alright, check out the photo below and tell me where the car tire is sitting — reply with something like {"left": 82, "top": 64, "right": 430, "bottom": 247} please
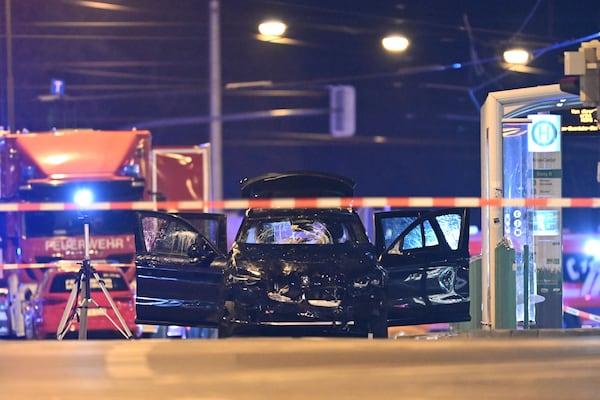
{"left": 24, "top": 321, "right": 33, "bottom": 340}
{"left": 217, "top": 321, "right": 234, "bottom": 338}
{"left": 357, "top": 301, "right": 388, "bottom": 339}
{"left": 356, "top": 313, "right": 388, "bottom": 338}
{"left": 368, "top": 313, "right": 389, "bottom": 339}
{"left": 217, "top": 301, "right": 237, "bottom": 338}
{"left": 30, "top": 322, "right": 41, "bottom": 340}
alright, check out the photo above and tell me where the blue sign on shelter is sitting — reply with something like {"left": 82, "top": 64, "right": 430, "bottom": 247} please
{"left": 51, "top": 79, "right": 65, "bottom": 96}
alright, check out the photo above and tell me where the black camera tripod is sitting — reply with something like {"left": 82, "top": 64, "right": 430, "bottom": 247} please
{"left": 56, "top": 219, "right": 134, "bottom": 340}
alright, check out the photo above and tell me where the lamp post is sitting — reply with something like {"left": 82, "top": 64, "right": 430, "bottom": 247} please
{"left": 4, "top": 0, "right": 15, "bottom": 131}
{"left": 209, "top": 0, "right": 222, "bottom": 202}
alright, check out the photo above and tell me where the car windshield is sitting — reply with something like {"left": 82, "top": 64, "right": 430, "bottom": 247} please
{"left": 238, "top": 216, "right": 364, "bottom": 245}
{"left": 24, "top": 210, "right": 136, "bottom": 237}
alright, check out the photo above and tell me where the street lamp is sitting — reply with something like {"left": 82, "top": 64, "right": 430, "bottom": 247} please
{"left": 258, "top": 20, "right": 287, "bottom": 37}
{"left": 382, "top": 35, "right": 410, "bottom": 52}
{"left": 503, "top": 48, "right": 531, "bottom": 65}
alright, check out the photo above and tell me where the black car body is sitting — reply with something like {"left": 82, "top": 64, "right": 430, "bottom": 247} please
{"left": 133, "top": 172, "right": 471, "bottom": 338}
{"left": 225, "top": 206, "right": 387, "bottom": 337}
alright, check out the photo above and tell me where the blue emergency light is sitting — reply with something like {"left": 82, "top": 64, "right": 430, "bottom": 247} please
{"left": 73, "top": 188, "right": 93, "bottom": 207}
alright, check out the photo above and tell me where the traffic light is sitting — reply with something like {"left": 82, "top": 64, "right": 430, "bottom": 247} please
{"left": 558, "top": 76, "right": 579, "bottom": 96}
{"left": 329, "top": 85, "right": 356, "bottom": 137}
{"left": 563, "top": 40, "right": 600, "bottom": 106}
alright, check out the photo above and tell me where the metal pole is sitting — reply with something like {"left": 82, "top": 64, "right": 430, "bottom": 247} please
{"left": 480, "top": 95, "right": 503, "bottom": 330}
{"left": 5, "top": 0, "right": 15, "bottom": 131}
{"left": 78, "top": 222, "right": 91, "bottom": 340}
{"left": 209, "top": 0, "right": 223, "bottom": 202}
{"left": 523, "top": 244, "right": 530, "bottom": 329}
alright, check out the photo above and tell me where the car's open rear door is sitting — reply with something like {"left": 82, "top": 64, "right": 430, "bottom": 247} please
{"left": 133, "top": 211, "right": 227, "bottom": 328}
{"left": 374, "top": 208, "right": 471, "bottom": 327}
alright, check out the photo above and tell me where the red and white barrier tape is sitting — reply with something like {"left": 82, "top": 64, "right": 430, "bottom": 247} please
{"left": 1, "top": 197, "right": 600, "bottom": 211}
{"left": 1, "top": 197, "right": 600, "bottom": 271}
{"left": 563, "top": 305, "right": 600, "bottom": 323}
{"left": 0, "top": 263, "right": 134, "bottom": 271}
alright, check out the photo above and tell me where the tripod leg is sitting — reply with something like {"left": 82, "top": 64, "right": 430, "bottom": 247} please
{"left": 78, "top": 261, "right": 92, "bottom": 340}
{"left": 92, "top": 271, "right": 134, "bottom": 339}
{"left": 56, "top": 271, "right": 83, "bottom": 340}
{"left": 80, "top": 296, "right": 130, "bottom": 338}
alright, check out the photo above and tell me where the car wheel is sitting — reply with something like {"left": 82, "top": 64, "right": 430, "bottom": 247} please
{"left": 218, "top": 300, "right": 239, "bottom": 338}
{"left": 368, "top": 312, "right": 389, "bottom": 339}
{"left": 24, "top": 313, "right": 38, "bottom": 340}
{"left": 30, "top": 321, "right": 42, "bottom": 340}
{"left": 217, "top": 321, "right": 234, "bottom": 338}
{"left": 24, "top": 321, "right": 33, "bottom": 340}
{"left": 357, "top": 305, "right": 388, "bottom": 339}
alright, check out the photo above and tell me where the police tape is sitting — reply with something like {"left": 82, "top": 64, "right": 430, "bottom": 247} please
{"left": 563, "top": 305, "right": 600, "bottom": 323}
{"left": 0, "top": 263, "right": 134, "bottom": 271}
{"left": 1, "top": 197, "right": 600, "bottom": 211}
{"left": 1, "top": 196, "right": 599, "bottom": 272}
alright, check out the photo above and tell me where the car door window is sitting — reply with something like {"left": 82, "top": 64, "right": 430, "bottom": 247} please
{"left": 402, "top": 225, "right": 423, "bottom": 249}
{"left": 423, "top": 220, "right": 439, "bottom": 247}
{"left": 142, "top": 216, "right": 199, "bottom": 257}
{"left": 389, "top": 219, "right": 439, "bottom": 253}
{"left": 380, "top": 216, "right": 418, "bottom": 250}
{"left": 172, "top": 212, "right": 227, "bottom": 254}
{"left": 436, "top": 213, "right": 462, "bottom": 250}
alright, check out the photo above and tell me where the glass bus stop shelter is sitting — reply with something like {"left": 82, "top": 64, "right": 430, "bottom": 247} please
{"left": 480, "top": 83, "right": 581, "bottom": 329}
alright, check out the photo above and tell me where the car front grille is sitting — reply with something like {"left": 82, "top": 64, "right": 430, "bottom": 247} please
{"left": 268, "top": 272, "right": 346, "bottom": 305}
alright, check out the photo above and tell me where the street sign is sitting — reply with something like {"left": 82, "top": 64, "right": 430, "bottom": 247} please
{"left": 51, "top": 79, "right": 65, "bottom": 96}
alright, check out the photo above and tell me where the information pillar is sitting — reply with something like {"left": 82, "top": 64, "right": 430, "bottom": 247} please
{"left": 528, "top": 114, "right": 563, "bottom": 328}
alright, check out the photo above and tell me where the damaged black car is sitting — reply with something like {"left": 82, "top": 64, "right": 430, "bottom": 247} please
{"left": 133, "top": 172, "right": 471, "bottom": 338}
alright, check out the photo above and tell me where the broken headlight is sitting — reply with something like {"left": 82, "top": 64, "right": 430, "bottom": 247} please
{"left": 352, "top": 274, "right": 382, "bottom": 289}
{"left": 231, "top": 263, "right": 263, "bottom": 284}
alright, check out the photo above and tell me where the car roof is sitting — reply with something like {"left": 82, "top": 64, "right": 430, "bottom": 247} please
{"left": 245, "top": 208, "right": 357, "bottom": 218}
{"left": 240, "top": 171, "right": 355, "bottom": 198}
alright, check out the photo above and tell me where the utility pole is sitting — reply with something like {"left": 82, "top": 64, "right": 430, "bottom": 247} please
{"left": 209, "top": 0, "right": 223, "bottom": 202}
{"left": 5, "top": 0, "right": 15, "bottom": 131}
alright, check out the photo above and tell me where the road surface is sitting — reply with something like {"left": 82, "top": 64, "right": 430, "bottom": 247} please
{"left": 2, "top": 332, "right": 600, "bottom": 399}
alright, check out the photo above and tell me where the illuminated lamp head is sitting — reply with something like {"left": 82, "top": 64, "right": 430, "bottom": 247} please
{"left": 73, "top": 188, "right": 94, "bottom": 208}
{"left": 583, "top": 239, "right": 600, "bottom": 260}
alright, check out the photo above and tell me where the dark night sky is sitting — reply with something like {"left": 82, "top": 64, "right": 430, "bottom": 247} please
{"left": 1, "top": 0, "right": 599, "bottom": 205}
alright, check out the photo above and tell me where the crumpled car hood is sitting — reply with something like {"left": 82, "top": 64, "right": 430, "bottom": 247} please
{"left": 229, "top": 243, "right": 378, "bottom": 278}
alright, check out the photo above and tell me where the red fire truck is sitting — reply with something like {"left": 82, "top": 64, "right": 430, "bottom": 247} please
{"left": 0, "top": 128, "right": 210, "bottom": 338}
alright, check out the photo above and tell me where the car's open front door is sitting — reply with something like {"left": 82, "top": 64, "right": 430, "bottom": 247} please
{"left": 133, "top": 211, "right": 227, "bottom": 328}
{"left": 374, "top": 208, "right": 471, "bottom": 327}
